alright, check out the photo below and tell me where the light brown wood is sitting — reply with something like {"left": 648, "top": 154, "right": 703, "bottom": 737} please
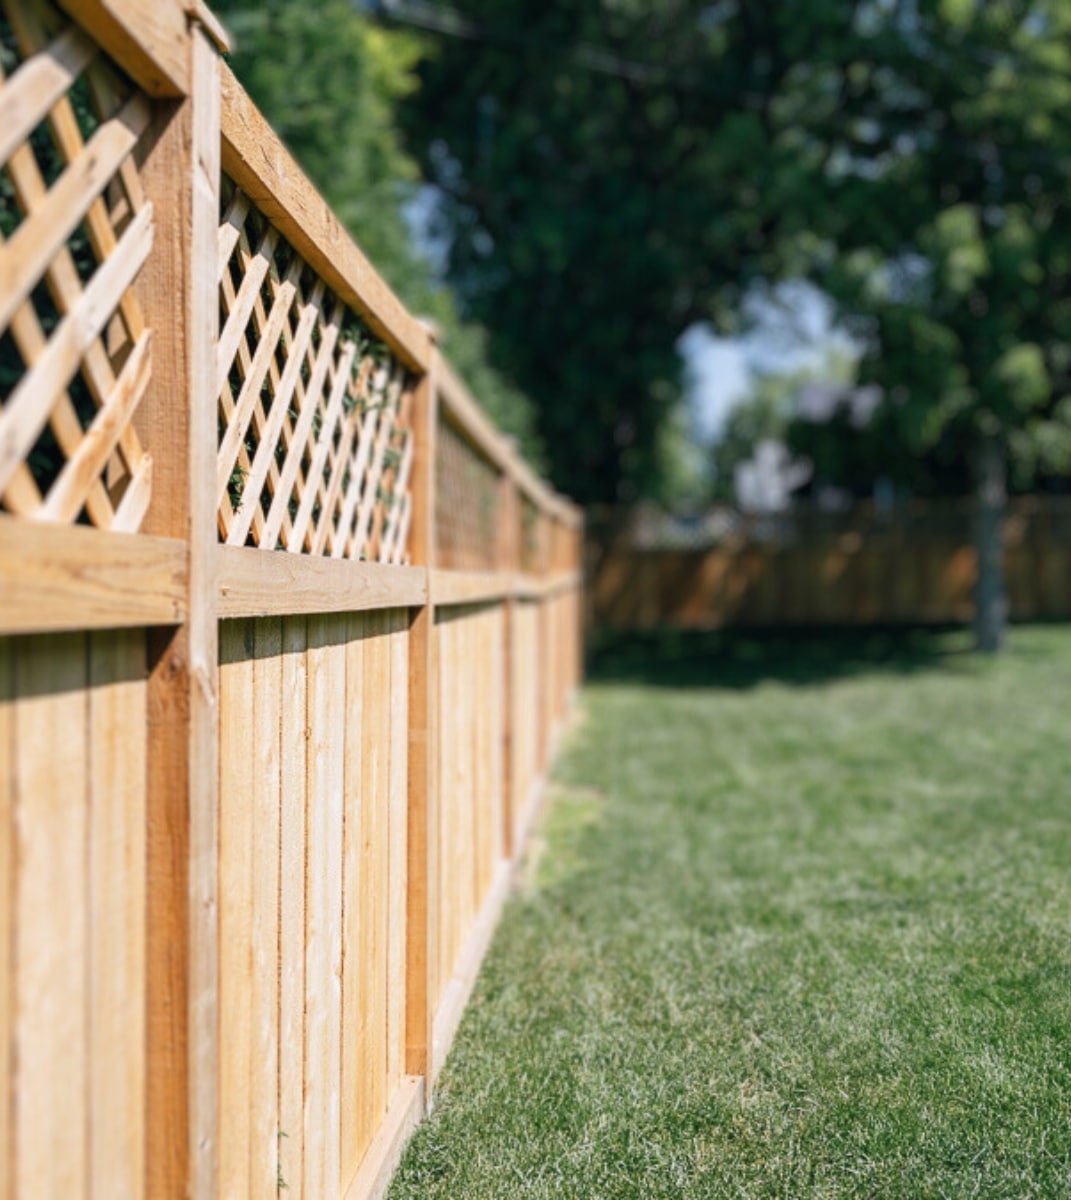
{"left": 250, "top": 618, "right": 281, "bottom": 1194}
{"left": 0, "top": 202, "right": 153, "bottom": 495}
{"left": 0, "top": 22, "right": 94, "bottom": 169}
{"left": 341, "top": 612, "right": 367, "bottom": 1187}
{"left": 0, "top": 515, "right": 185, "bottom": 634}
{"left": 218, "top": 620, "right": 254, "bottom": 1199}
{"left": 137, "top": 28, "right": 221, "bottom": 1198}
{"left": 430, "top": 568, "right": 513, "bottom": 607}
{"left": 0, "top": 9, "right": 587, "bottom": 1198}
{"left": 437, "top": 358, "right": 580, "bottom": 528}
{"left": 304, "top": 614, "right": 345, "bottom": 1199}
{"left": 12, "top": 635, "right": 87, "bottom": 1195}
{"left": 405, "top": 356, "right": 437, "bottom": 1080}
{"left": 278, "top": 616, "right": 307, "bottom": 1196}
{"left": 0, "top": 641, "right": 11, "bottom": 1200}
{"left": 0, "top": 91, "right": 150, "bottom": 333}
{"left": 217, "top": 544, "right": 426, "bottom": 618}
{"left": 88, "top": 629, "right": 147, "bottom": 1200}
{"left": 430, "top": 860, "right": 512, "bottom": 1083}
{"left": 54, "top": 0, "right": 190, "bottom": 95}
{"left": 342, "top": 1075, "right": 424, "bottom": 1200}
{"left": 387, "top": 609, "right": 409, "bottom": 1098}
{"left": 220, "top": 64, "right": 433, "bottom": 374}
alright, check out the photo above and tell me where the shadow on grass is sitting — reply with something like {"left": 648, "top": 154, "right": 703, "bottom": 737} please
{"left": 587, "top": 625, "right": 978, "bottom": 690}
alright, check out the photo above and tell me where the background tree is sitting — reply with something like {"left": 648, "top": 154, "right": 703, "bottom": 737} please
{"left": 790, "top": 0, "right": 1071, "bottom": 650}
{"left": 397, "top": 0, "right": 1071, "bottom": 649}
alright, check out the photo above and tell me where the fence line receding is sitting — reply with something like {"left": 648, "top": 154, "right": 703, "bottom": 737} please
{"left": 0, "top": 2, "right": 583, "bottom": 1197}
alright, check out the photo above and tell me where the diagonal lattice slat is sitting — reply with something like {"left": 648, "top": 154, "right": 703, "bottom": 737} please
{"left": 0, "top": 0, "right": 154, "bottom": 532}
{"left": 217, "top": 179, "right": 414, "bottom": 563}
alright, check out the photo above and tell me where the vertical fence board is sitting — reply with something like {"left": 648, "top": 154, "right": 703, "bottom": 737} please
{"left": 0, "top": 641, "right": 10, "bottom": 1200}
{"left": 278, "top": 616, "right": 307, "bottom": 1195}
{"left": 13, "top": 634, "right": 87, "bottom": 1197}
{"left": 387, "top": 610, "right": 408, "bottom": 1100}
{"left": 218, "top": 621, "right": 254, "bottom": 1199}
{"left": 251, "top": 619, "right": 282, "bottom": 1195}
{"left": 88, "top": 629, "right": 146, "bottom": 1200}
{"left": 304, "top": 616, "right": 345, "bottom": 1199}
{"left": 341, "top": 612, "right": 366, "bottom": 1187}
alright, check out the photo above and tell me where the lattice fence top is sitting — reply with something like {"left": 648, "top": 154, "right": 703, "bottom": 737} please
{"left": 217, "top": 178, "right": 414, "bottom": 563}
{"left": 0, "top": 0, "right": 154, "bottom": 532}
{"left": 436, "top": 416, "right": 500, "bottom": 571}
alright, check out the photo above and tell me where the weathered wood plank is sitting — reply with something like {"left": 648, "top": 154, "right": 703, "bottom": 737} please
{"left": 0, "top": 515, "right": 185, "bottom": 634}
{"left": 341, "top": 612, "right": 366, "bottom": 1189}
{"left": 88, "top": 629, "right": 146, "bottom": 1200}
{"left": 13, "top": 634, "right": 87, "bottom": 1195}
{"left": 250, "top": 618, "right": 281, "bottom": 1194}
{"left": 217, "top": 545, "right": 426, "bottom": 618}
{"left": 386, "top": 609, "right": 408, "bottom": 1096}
{"left": 218, "top": 620, "right": 254, "bottom": 1199}
{"left": 278, "top": 616, "right": 307, "bottom": 1196}
{"left": 0, "top": 641, "right": 10, "bottom": 1200}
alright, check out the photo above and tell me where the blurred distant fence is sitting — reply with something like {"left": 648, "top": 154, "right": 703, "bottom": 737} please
{"left": 589, "top": 497, "right": 1071, "bottom": 630}
{"left": 0, "top": 2, "right": 581, "bottom": 1197}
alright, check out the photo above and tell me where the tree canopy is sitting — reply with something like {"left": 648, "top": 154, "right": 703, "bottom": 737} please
{"left": 397, "top": 0, "right": 1071, "bottom": 512}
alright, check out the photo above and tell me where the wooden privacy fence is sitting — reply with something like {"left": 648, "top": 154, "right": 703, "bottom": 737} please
{"left": 0, "top": 1, "right": 583, "bottom": 1197}
{"left": 591, "top": 499, "right": 1071, "bottom": 630}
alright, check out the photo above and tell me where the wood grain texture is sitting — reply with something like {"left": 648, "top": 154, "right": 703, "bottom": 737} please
{"left": 54, "top": 0, "right": 189, "bottom": 95}
{"left": 218, "top": 620, "right": 254, "bottom": 1200}
{"left": 0, "top": 516, "right": 185, "bottom": 634}
{"left": 250, "top": 618, "right": 281, "bottom": 1194}
{"left": 12, "top": 634, "right": 88, "bottom": 1196}
{"left": 341, "top": 612, "right": 367, "bottom": 1188}
{"left": 217, "top": 545, "right": 426, "bottom": 618}
{"left": 88, "top": 629, "right": 146, "bottom": 1200}
{"left": 278, "top": 616, "right": 307, "bottom": 1196}
{"left": 0, "top": 641, "right": 11, "bottom": 1200}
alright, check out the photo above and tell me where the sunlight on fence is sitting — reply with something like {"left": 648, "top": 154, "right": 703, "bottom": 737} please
{"left": 0, "top": 1, "right": 583, "bottom": 1197}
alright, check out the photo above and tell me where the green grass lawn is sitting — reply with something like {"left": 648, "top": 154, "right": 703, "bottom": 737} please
{"left": 389, "top": 626, "right": 1071, "bottom": 1199}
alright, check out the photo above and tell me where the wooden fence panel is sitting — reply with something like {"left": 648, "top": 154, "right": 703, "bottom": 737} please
{"left": 0, "top": 631, "right": 146, "bottom": 1199}
{"left": 217, "top": 612, "right": 413, "bottom": 1199}
{"left": 592, "top": 502, "right": 1071, "bottom": 632}
{"left": 0, "top": 2, "right": 583, "bottom": 1196}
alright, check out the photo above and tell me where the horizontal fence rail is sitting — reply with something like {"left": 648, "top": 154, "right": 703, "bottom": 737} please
{"left": 0, "top": 2, "right": 583, "bottom": 1197}
{"left": 591, "top": 499, "right": 1071, "bottom": 631}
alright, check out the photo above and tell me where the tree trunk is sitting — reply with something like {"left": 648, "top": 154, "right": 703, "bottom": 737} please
{"left": 972, "top": 433, "right": 1007, "bottom": 654}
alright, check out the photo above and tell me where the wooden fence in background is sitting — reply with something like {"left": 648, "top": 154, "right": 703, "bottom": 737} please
{"left": 591, "top": 499, "right": 1071, "bottom": 630}
{"left": 0, "top": 1, "right": 582, "bottom": 1196}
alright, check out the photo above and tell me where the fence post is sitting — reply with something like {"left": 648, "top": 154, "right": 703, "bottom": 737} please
{"left": 406, "top": 345, "right": 439, "bottom": 1087}
{"left": 497, "top": 473, "right": 521, "bottom": 858}
{"left": 135, "top": 21, "right": 222, "bottom": 1198}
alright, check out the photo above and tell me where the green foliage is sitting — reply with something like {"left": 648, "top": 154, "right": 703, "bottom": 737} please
{"left": 213, "top": 0, "right": 544, "bottom": 464}
{"left": 398, "top": 0, "right": 1071, "bottom": 503}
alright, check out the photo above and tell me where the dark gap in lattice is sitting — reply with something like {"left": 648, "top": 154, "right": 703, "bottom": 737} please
{"left": 0, "top": 324, "right": 22, "bottom": 402}
{"left": 68, "top": 363, "right": 96, "bottom": 433}
{"left": 25, "top": 418, "right": 64, "bottom": 498}
{"left": 67, "top": 218, "right": 98, "bottom": 287}
{"left": 28, "top": 273, "right": 61, "bottom": 339}
{"left": 227, "top": 358, "right": 245, "bottom": 407}
{"left": 0, "top": 163, "right": 20, "bottom": 239}
{"left": 0, "top": 13, "right": 21, "bottom": 75}
{"left": 25, "top": 115, "right": 65, "bottom": 191}
{"left": 65, "top": 69, "right": 102, "bottom": 144}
